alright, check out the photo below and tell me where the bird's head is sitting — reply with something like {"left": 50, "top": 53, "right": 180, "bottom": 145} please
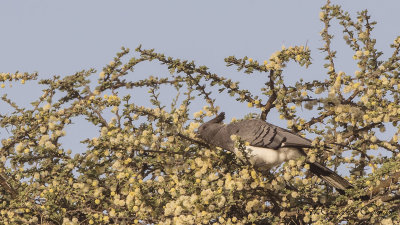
{"left": 196, "top": 112, "right": 225, "bottom": 140}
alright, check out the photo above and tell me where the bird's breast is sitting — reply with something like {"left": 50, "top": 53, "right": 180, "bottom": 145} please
{"left": 234, "top": 146, "right": 303, "bottom": 171}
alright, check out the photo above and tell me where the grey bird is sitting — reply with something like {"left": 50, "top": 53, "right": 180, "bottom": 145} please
{"left": 196, "top": 112, "right": 352, "bottom": 194}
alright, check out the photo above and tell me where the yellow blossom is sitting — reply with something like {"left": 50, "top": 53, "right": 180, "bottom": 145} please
{"left": 274, "top": 63, "right": 282, "bottom": 70}
{"left": 394, "top": 37, "right": 400, "bottom": 45}
{"left": 92, "top": 180, "right": 98, "bottom": 187}
{"left": 99, "top": 71, "right": 106, "bottom": 79}
{"left": 43, "top": 103, "right": 51, "bottom": 111}
{"left": 193, "top": 110, "right": 203, "bottom": 118}
{"left": 319, "top": 12, "right": 325, "bottom": 20}
{"left": 368, "top": 207, "right": 374, "bottom": 213}
{"left": 352, "top": 82, "right": 360, "bottom": 89}
{"left": 103, "top": 216, "right": 109, "bottom": 222}
{"left": 284, "top": 173, "right": 291, "bottom": 181}
{"left": 393, "top": 135, "right": 398, "bottom": 142}
{"left": 15, "top": 143, "right": 24, "bottom": 153}
{"left": 358, "top": 32, "right": 367, "bottom": 39}
{"left": 251, "top": 170, "right": 257, "bottom": 179}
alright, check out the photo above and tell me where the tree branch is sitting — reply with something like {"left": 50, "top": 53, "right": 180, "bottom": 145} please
{"left": 261, "top": 70, "right": 277, "bottom": 121}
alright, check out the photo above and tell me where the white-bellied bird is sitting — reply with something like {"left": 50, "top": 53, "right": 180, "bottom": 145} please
{"left": 196, "top": 112, "right": 352, "bottom": 194}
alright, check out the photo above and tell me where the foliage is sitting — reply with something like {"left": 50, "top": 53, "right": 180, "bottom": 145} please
{"left": 0, "top": 1, "right": 399, "bottom": 224}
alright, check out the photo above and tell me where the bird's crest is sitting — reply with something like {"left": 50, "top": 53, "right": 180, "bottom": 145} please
{"left": 207, "top": 112, "right": 225, "bottom": 124}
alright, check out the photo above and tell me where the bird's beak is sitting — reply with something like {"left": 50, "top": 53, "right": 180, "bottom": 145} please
{"left": 194, "top": 130, "right": 200, "bottom": 139}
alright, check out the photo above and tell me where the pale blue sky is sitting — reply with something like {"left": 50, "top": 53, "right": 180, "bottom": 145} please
{"left": 0, "top": 1, "right": 399, "bottom": 154}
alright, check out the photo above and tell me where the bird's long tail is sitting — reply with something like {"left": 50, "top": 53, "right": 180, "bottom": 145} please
{"left": 308, "top": 161, "right": 352, "bottom": 194}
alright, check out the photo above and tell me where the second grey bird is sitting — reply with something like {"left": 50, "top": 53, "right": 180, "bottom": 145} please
{"left": 196, "top": 112, "right": 352, "bottom": 194}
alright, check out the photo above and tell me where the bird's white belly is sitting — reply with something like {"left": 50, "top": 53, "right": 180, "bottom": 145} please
{"left": 235, "top": 146, "right": 303, "bottom": 170}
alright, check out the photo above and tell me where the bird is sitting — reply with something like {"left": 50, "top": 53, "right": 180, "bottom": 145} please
{"left": 196, "top": 112, "right": 352, "bottom": 194}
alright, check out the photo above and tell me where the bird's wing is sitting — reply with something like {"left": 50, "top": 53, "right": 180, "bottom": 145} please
{"left": 226, "top": 119, "right": 312, "bottom": 149}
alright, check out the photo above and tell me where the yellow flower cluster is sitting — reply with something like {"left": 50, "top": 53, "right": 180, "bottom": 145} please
{"left": 319, "top": 11, "right": 325, "bottom": 20}
{"left": 265, "top": 45, "right": 310, "bottom": 71}
{"left": 193, "top": 110, "right": 203, "bottom": 118}
{"left": 353, "top": 50, "right": 371, "bottom": 60}
{"left": 99, "top": 71, "right": 106, "bottom": 79}
{"left": 103, "top": 94, "right": 121, "bottom": 105}
{"left": 0, "top": 72, "right": 24, "bottom": 81}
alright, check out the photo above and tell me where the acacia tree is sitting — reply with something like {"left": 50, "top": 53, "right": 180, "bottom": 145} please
{"left": 0, "top": 1, "right": 399, "bottom": 224}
